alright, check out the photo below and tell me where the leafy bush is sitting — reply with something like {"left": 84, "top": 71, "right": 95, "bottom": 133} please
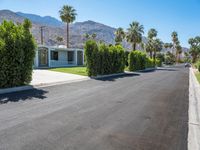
{"left": 124, "top": 51, "right": 129, "bottom": 66}
{"left": 156, "top": 59, "right": 162, "bottom": 67}
{"left": 128, "top": 50, "right": 147, "bottom": 71}
{"left": 146, "top": 58, "right": 155, "bottom": 68}
{"left": 0, "top": 20, "right": 36, "bottom": 88}
{"left": 84, "top": 40, "right": 125, "bottom": 76}
{"left": 195, "top": 60, "right": 200, "bottom": 72}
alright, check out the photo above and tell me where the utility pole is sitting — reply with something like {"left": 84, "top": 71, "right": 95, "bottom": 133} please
{"left": 40, "top": 26, "right": 45, "bottom": 45}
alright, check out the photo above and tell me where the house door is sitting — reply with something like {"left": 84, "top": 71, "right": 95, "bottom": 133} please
{"left": 38, "top": 47, "right": 48, "bottom": 67}
{"left": 77, "top": 51, "right": 83, "bottom": 65}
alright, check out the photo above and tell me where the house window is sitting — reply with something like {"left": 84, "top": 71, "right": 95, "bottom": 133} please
{"left": 68, "top": 51, "right": 74, "bottom": 61}
{"left": 51, "top": 51, "right": 58, "bottom": 60}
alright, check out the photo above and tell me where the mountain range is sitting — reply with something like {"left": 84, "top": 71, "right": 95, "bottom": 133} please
{"left": 0, "top": 9, "right": 189, "bottom": 52}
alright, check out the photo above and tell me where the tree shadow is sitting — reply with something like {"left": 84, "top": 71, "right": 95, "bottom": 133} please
{"left": 0, "top": 88, "right": 48, "bottom": 104}
{"left": 94, "top": 73, "right": 140, "bottom": 82}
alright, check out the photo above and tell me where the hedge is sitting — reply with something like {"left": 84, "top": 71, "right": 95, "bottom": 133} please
{"left": 0, "top": 19, "right": 36, "bottom": 88}
{"left": 84, "top": 40, "right": 125, "bottom": 76}
{"left": 128, "top": 50, "right": 147, "bottom": 71}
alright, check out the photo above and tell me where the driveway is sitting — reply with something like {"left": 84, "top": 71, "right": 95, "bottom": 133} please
{"left": 0, "top": 66, "right": 189, "bottom": 150}
{"left": 31, "top": 69, "right": 88, "bottom": 86}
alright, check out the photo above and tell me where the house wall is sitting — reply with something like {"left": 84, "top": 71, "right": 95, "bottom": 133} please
{"left": 34, "top": 46, "right": 84, "bottom": 68}
{"left": 50, "top": 51, "right": 68, "bottom": 67}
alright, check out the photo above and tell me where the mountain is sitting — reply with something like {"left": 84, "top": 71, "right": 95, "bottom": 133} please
{"left": 0, "top": 10, "right": 189, "bottom": 52}
{"left": 16, "top": 12, "right": 63, "bottom": 27}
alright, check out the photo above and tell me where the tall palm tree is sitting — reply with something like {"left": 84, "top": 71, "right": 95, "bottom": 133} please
{"left": 127, "top": 21, "right": 144, "bottom": 51}
{"left": 152, "top": 38, "right": 163, "bottom": 65}
{"left": 146, "top": 28, "right": 157, "bottom": 58}
{"left": 171, "top": 31, "right": 178, "bottom": 54}
{"left": 59, "top": 5, "right": 77, "bottom": 48}
{"left": 115, "top": 27, "right": 125, "bottom": 45}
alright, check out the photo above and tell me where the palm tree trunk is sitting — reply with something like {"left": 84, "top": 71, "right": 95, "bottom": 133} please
{"left": 67, "top": 23, "right": 69, "bottom": 48}
{"left": 132, "top": 43, "right": 136, "bottom": 51}
{"left": 153, "top": 51, "right": 156, "bottom": 66}
{"left": 150, "top": 51, "right": 153, "bottom": 59}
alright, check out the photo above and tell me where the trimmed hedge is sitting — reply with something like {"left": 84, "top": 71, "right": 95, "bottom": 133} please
{"left": 0, "top": 20, "right": 36, "bottom": 88}
{"left": 84, "top": 40, "right": 125, "bottom": 76}
{"left": 128, "top": 50, "right": 147, "bottom": 71}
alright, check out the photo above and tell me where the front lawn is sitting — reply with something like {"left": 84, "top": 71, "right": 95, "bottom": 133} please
{"left": 195, "top": 72, "right": 200, "bottom": 84}
{"left": 49, "top": 66, "right": 87, "bottom": 76}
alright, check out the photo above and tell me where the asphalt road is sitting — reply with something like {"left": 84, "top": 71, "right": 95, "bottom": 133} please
{"left": 0, "top": 66, "right": 189, "bottom": 150}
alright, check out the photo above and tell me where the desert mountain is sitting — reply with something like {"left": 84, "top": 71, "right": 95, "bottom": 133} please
{"left": 0, "top": 9, "right": 189, "bottom": 52}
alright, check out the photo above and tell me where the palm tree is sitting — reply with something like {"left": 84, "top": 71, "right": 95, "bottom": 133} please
{"left": 56, "top": 36, "right": 63, "bottom": 44}
{"left": 171, "top": 31, "right": 178, "bottom": 54}
{"left": 127, "top": 21, "right": 144, "bottom": 51}
{"left": 115, "top": 27, "right": 125, "bottom": 45}
{"left": 188, "top": 37, "right": 200, "bottom": 63}
{"left": 152, "top": 38, "right": 163, "bottom": 65}
{"left": 91, "top": 33, "right": 97, "bottom": 40}
{"left": 146, "top": 28, "right": 157, "bottom": 58}
{"left": 59, "top": 5, "right": 77, "bottom": 48}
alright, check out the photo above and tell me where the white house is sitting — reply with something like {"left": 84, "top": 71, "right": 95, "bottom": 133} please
{"left": 34, "top": 45, "right": 84, "bottom": 68}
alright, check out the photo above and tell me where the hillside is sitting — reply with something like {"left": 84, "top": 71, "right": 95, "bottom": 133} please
{"left": 0, "top": 9, "right": 189, "bottom": 52}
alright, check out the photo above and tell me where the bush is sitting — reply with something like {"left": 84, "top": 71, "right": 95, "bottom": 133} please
{"left": 128, "top": 50, "right": 146, "bottom": 71}
{"left": 146, "top": 58, "right": 155, "bottom": 68}
{"left": 156, "top": 59, "right": 162, "bottom": 67}
{"left": 84, "top": 40, "right": 125, "bottom": 76}
{"left": 195, "top": 60, "right": 200, "bottom": 72}
{"left": 0, "top": 20, "right": 36, "bottom": 88}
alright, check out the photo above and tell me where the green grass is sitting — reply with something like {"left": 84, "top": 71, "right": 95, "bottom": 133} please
{"left": 49, "top": 66, "right": 87, "bottom": 76}
{"left": 195, "top": 72, "right": 200, "bottom": 84}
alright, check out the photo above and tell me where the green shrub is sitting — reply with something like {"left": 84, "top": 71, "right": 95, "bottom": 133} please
{"left": 156, "top": 59, "right": 162, "bottom": 67}
{"left": 84, "top": 40, "right": 125, "bottom": 76}
{"left": 146, "top": 58, "right": 155, "bottom": 68}
{"left": 0, "top": 19, "right": 36, "bottom": 88}
{"left": 128, "top": 50, "right": 147, "bottom": 71}
{"left": 195, "top": 60, "right": 200, "bottom": 72}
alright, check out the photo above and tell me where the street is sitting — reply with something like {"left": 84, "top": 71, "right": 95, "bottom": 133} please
{"left": 0, "top": 66, "right": 189, "bottom": 150}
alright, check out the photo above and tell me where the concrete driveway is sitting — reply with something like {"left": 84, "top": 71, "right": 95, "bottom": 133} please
{"left": 31, "top": 69, "right": 88, "bottom": 86}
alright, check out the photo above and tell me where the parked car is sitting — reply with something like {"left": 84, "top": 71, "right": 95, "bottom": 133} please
{"left": 184, "top": 63, "right": 191, "bottom": 67}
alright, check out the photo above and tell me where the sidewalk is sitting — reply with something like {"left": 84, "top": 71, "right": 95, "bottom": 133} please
{"left": 188, "top": 68, "right": 200, "bottom": 150}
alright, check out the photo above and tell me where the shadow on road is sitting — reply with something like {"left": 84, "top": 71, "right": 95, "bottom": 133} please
{"left": 157, "top": 68, "right": 178, "bottom": 72}
{"left": 0, "top": 88, "right": 48, "bottom": 104}
{"left": 95, "top": 73, "right": 140, "bottom": 81}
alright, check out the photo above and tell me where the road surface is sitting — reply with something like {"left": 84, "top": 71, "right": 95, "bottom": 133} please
{"left": 0, "top": 66, "right": 189, "bottom": 150}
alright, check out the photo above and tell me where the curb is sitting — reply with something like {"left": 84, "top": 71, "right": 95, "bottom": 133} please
{"left": 188, "top": 68, "right": 200, "bottom": 150}
{"left": 0, "top": 85, "right": 34, "bottom": 95}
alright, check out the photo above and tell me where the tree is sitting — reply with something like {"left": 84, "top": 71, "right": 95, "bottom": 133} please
{"left": 91, "top": 33, "right": 97, "bottom": 40}
{"left": 165, "top": 51, "right": 176, "bottom": 65}
{"left": 145, "top": 28, "right": 157, "bottom": 58}
{"left": 115, "top": 27, "right": 125, "bottom": 45}
{"left": 56, "top": 36, "right": 63, "bottom": 44}
{"left": 127, "top": 21, "right": 144, "bottom": 51}
{"left": 171, "top": 31, "right": 182, "bottom": 62}
{"left": 188, "top": 36, "right": 200, "bottom": 63}
{"left": 152, "top": 38, "right": 163, "bottom": 65}
{"left": 59, "top": 5, "right": 77, "bottom": 48}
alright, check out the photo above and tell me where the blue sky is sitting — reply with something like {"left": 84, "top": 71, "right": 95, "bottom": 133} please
{"left": 0, "top": 0, "right": 200, "bottom": 47}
